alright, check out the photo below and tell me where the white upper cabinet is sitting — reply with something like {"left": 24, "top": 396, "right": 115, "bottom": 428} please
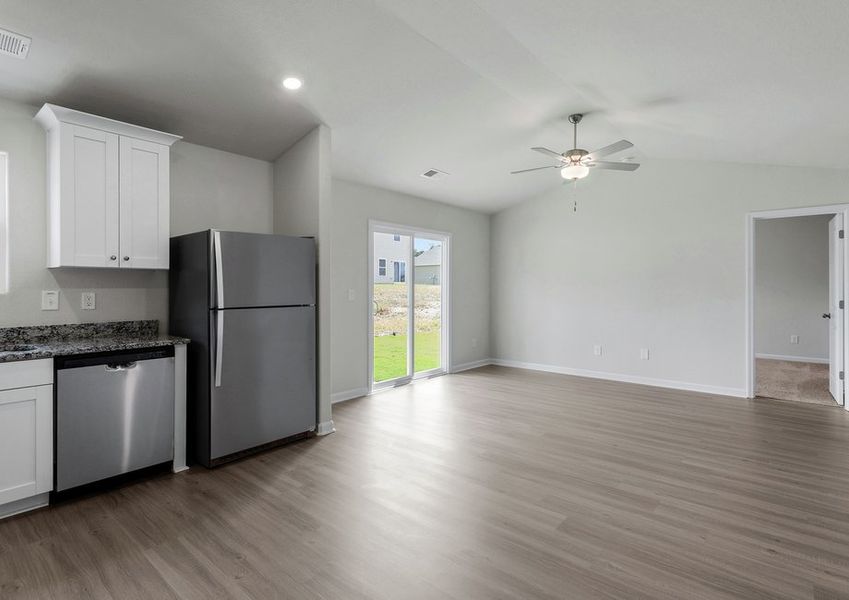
{"left": 119, "top": 136, "right": 170, "bottom": 269}
{"left": 35, "top": 104, "right": 181, "bottom": 269}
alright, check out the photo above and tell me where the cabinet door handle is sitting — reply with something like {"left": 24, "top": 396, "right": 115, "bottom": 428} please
{"left": 110, "top": 255, "right": 117, "bottom": 261}
{"left": 123, "top": 256, "right": 130, "bottom": 261}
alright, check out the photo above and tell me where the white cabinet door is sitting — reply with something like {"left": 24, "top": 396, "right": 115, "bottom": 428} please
{"left": 0, "top": 385, "right": 53, "bottom": 505}
{"left": 59, "top": 124, "right": 120, "bottom": 267}
{"left": 119, "top": 137, "right": 170, "bottom": 269}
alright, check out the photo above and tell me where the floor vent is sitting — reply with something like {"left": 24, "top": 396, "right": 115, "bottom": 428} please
{"left": 0, "top": 28, "right": 31, "bottom": 59}
{"left": 420, "top": 168, "right": 449, "bottom": 180}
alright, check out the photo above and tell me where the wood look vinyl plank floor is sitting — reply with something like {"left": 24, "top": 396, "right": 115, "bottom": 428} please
{"left": 3, "top": 365, "right": 849, "bottom": 599}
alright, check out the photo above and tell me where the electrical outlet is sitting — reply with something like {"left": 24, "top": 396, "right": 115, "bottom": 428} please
{"left": 81, "top": 292, "right": 96, "bottom": 310}
{"left": 593, "top": 344, "right": 602, "bottom": 356}
{"left": 41, "top": 290, "right": 59, "bottom": 311}
{"left": 790, "top": 335, "right": 799, "bottom": 344}
{"left": 347, "top": 288, "right": 355, "bottom": 301}
{"left": 640, "top": 348, "right": 650, "bottom": 360}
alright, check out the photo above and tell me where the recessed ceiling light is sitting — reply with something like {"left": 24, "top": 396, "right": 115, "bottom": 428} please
{"left": 282, "top": 77, "right": 303, "bottom": 91}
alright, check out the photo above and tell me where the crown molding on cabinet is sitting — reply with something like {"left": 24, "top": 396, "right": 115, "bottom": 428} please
{"left": 34, "top": 103, "right": 182, "bottom": 147}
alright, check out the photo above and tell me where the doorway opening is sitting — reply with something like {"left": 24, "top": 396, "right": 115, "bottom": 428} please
{"left": 369, "top": 221, "right": 449, "bottom": 391}
{"left": 746, "top": 206, "right": 849, "bottom": 407}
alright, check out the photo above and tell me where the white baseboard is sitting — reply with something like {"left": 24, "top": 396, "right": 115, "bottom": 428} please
{"left": 755, "top": 353, "right": 829, "bottom": 364}
{"left": 316, "top": 420, "right": 336, "bottom": 436}
{"left": 450, "top": 359, "right": 493, "bottom": 373}
{"left": 490, "top": 358, "right": 747, "bottom": 398}
{"left": 331, "top": 387, "right": 369, "bottom": 404}
{"left": 0, "top": 492, "right": 49, "bottom": 520}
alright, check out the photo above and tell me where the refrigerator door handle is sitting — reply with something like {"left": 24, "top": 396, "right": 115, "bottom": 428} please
{"left": 213, "top": 230, "right": 224, "bottom": 308}
{"left": 214, "top": 310, "right": 224, "bottom": 388}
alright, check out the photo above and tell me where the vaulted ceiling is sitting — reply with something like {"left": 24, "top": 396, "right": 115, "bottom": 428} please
{"left": 2, "top": 1, "right": 848, "bottom": 212}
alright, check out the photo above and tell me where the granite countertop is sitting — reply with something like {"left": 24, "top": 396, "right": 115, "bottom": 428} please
{"left": 0, "top": 320, "right": 190, "bottom": 364}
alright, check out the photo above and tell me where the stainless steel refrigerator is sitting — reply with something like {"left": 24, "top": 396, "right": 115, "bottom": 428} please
{"left": 169, "top": 230, "right": 316, "bottom": 467}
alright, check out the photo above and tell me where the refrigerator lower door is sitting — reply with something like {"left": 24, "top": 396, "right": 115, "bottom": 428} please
{"left": 209, "top": 306, "right": 316, "bottom": 461}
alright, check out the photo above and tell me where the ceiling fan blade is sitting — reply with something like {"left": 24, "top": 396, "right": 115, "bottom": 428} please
{"left": 585, "top": 140, "right": 633, "bottom": 161}
{"left": 531, "top": 147, "right": 567, "bottom": 161}
{"left": 510, "top": 165, "right": 561, "bottom": 175}
{"left": 587, "top": 160, "right": 640, "bottom": 171}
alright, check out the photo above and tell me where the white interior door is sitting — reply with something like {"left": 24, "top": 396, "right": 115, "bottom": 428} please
{"left": 828, "top": 214, "right": 844, "bottom": 404}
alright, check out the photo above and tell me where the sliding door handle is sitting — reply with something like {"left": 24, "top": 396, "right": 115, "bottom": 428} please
{"left": 823, "top": 313, "right": 832, "bottom": 319}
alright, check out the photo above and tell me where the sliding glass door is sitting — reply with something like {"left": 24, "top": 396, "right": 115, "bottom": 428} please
{"left": 372, "top": 231, "right": 411, "bottom": 383}
{"left": 370, "top": 222, "right": 449, "bottom": 389}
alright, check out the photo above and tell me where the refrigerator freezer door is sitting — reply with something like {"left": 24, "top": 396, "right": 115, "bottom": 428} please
{"left": 209, "top": 306, "right": 316, "bottom": 460}
{"left": 211, "top": 231, "right": 316, "bottom": 309}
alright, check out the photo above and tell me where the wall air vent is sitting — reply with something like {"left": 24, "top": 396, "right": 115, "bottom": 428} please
{"left": 420, "top": 168, "right": 449, "bottom": 180}
{"left": 0, "top": 28, "right": 31, "bottom": 59}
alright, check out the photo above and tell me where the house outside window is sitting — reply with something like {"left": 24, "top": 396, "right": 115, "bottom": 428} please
{"left": 378, "top": 258, "right": 387, "bottom": 277}
{"left": 393, "top": 234, "right": 400, "bottom": 242}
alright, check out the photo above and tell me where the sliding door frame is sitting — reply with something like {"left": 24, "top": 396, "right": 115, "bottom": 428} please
{"left": 368, "top": 220, "right": 451, "bottom": 393}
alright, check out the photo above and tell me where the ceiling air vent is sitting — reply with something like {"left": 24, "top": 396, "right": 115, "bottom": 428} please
{"left": 0, "top": 28, "right": 31, "bottom": 59}
{"left": 420, "top": 168, "right": 449, "bottom": 180}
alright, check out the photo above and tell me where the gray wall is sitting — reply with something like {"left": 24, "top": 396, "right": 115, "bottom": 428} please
{"left": 331, "top": 179, "right": 491, "bottom": 398}
{"left": 273, "top": 128, "right": 321, "bottom": 237}
{"left": 171, "top": 142, "right": 273, "bottom": 236}
{"left": 755, "top": 215, "right": 830, "bottom": 361}
{"left": 273, "top": 125, "right": 334, "bottom": 430}
{"left": 491, "top": 159, "right": 849, "bottom": 396}
{"left": 0, "top": 97, "right": 273, "bottom": 328}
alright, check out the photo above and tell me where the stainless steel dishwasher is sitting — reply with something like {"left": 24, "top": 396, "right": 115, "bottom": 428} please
{"left": 55, "top": 346, "right": 175, "bottom": 492}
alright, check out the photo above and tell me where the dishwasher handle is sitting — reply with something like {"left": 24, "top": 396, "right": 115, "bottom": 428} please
{"left": 55, "top": 346, "right": 175, "bottom": 370}
{"left": 105, "top": 362, "right": 138, "bottom": 372}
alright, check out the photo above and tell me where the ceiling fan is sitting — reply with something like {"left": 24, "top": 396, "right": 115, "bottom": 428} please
{"left": 511, "top": 114, "right": 639, "bottom": 180}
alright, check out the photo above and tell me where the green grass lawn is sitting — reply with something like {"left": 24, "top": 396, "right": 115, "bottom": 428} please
{"left": 374, "top": 331, "right": 440, "bottom": 382}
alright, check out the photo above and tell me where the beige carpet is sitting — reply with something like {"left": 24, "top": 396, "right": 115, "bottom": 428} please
{"left": 756, "top": 358, "right": 836, "bottom": 405}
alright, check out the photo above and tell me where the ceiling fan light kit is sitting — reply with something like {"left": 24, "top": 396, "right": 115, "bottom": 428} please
{"left": 561, "top": 164, "right": 589, "bottom": 179}
{"left": 511, "top": 113, "right": 640, "bottom": 182}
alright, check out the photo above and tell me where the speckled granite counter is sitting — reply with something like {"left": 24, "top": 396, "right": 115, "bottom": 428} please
{"left": 0, "top": 320, "right": 190, "bottom": 363}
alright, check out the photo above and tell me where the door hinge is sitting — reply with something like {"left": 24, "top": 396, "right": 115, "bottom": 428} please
{"left": 841, "top": 300, "right": 845, "bottom": 310}
{"left": 840, "top": 229, "right": 845, "bottom": 239}
{"left": 840, "top": 371, "right": 845, "bottom": 381}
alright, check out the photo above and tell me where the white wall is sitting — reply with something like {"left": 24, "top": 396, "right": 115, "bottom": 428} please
{"left": 273, "top": 126, "right": 334, "bottom": 431}
{"left": 0, "top": 97, "right": 273, "bottom": 328}
{"left": 755, "top": 215, "right": 830, "bottom": 361}
{"left": 331, "top": 179, "right": 491, "bottom": 398}
{"left": 491, "top": 159, "right": 849, "bottom": 396}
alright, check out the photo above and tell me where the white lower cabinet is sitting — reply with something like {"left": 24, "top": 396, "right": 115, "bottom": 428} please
{"left": 0, "top": 360, "right": 53, "bottom": 517}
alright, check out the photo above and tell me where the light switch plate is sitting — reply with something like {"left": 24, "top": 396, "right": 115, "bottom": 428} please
{"left": 41, "top": 290, "right": 59, "bottom": 311}
{"left": 347, "top": 288, "right": 355, "bottom": 301}
{"left": 790, "top": 334, "right": 799, "bottom": 344}
{"left": 593, "top": 344, "right": 602, "bottom": 356}
{"left": 81, "top": 292, "right": 96, "bottom": 310}
{"left": 640, "top": 348, "right": 650, "bottom": 360}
